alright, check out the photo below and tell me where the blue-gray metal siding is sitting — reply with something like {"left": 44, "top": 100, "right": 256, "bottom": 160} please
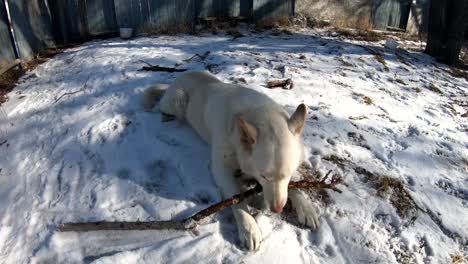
{"left": 0, "top": 0, "right": 16, "bottom": 66}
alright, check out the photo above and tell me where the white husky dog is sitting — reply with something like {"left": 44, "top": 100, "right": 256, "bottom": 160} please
{"left": 143, "top": 71, "right": 319, "bottom": 250}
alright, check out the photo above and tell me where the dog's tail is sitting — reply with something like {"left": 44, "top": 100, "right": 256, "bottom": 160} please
{"left": 142, "top": 84, "right": 170, "bottom": 112}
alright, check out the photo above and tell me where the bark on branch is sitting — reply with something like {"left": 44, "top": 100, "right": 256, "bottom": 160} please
{"left": 266, "top": 78, "right": 294, "bottom": 89}
{"left": 138, "top": 60, "right": 187, "bottom": 72}
{"left": 58, "top": 170, "right": 343, "bottom": 232}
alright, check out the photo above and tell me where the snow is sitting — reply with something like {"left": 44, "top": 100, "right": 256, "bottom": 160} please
{"left": 0, "top": 28, "right": 467, "bottom": 264}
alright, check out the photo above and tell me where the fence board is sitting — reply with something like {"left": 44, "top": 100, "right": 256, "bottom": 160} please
{"left": 196, "top": 0, "right": 251, "bottom": 18}
{"left": 0, "top": 0, "right": 16, "bottom": 66}
{"left": 253, "top": 0, "right": 293, "bottom": 22}
{"left": 86, "top": 0, "right": 117, "bottom": 35}
{"left": 7, "top": 0, "right": 56, "bottom": 59}
{"left": 373, "top": 0, "right": 412, "bottom": 30}
{"left": 115, "top": 0, "right": 195, "bottom": 33}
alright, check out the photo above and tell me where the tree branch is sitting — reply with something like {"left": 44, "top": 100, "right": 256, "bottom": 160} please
{"left": 58, "top": 172, "right": 343, "bottom": 232}
{"left": 54, "top": 76, "right": 91, "bottom": 104}
{"left": 266, "top": 78, "right": 294, "bottom": 89}
{"left": 138, "top": 60, "right": 187, "bottom": 72}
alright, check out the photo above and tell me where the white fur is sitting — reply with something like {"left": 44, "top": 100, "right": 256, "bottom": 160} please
{"left": 143, "top": 71, "right": 319, "bottom": 250}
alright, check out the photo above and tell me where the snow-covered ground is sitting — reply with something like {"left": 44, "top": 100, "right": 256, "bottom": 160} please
{"left": 0, "top": 28, "right": 467, "bottom": 264}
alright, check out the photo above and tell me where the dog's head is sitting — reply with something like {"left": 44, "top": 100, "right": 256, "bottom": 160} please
{"left": 234, "top": 104, "right": 307, "bottom": 213}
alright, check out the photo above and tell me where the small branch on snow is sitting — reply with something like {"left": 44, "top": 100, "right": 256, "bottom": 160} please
{"left": 138, "top": 60, "right": 187, "bottom": 72}
{"left": 182, "top": 51, "right": 210, "bottom": 63}
{"left": 54, "top": 76, "right": 91, "bottom": 104}
{"left": 266, "top": 78, "right": 294, "bottom": 90}
{"left": 57, "top": 173, "right": 343, "bottom": 232}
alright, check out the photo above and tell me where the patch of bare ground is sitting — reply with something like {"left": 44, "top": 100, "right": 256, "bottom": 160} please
{"left": 354, "top": 166, "right": 418, "bottom": 224}
{"left": 427, "top": 82, "right": 443, "bottom": 94}
{"left": 0, "top": 67, "right": 25, "bottom": 105}
{"left": 353, "top": 92, "right": 374, "bottom": 105}
{"left": 451, "top": 254, "right": 468, "bottom": 264}
{"left": 334, "top": 27, "right": 384, "bottom": 42}
{"left": 0, "top": 46, "right": 71, "bottom": 106}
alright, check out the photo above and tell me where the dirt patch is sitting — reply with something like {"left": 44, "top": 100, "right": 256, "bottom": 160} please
{"left": 451, "top": 254, "right": 467, "bottom": 264}
{"left": 334, "top": 28, "right": 384, "bottom": 42}
{"left": 0, "top": 67, "right": 25, "bottom": 105}
{"left": 427, "top": 82, "right": 443, "bottom": 94}
{"left": 0, "top": 46, "right": 71, "bottom": 106}
{"left": 323, "top": 155, "right": 348, "bottom": 169}
{"left": 353, "top": 92, "right": 374, "bottom": 105}
{"left": 354, "top": 166, "right": 418, "bottom": 223}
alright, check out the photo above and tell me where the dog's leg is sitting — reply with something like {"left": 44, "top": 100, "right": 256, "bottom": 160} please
{"left": 289, "top": 189, "right": 320, "bottom": 229}
{"left": 142, "top": 84, "right": 170, "bottom": 112}
{"left": 211, "top": 150, "right": 262, "bottom": 251}
{"left": 158, "top": 87, "right": 188, "bottom": 120}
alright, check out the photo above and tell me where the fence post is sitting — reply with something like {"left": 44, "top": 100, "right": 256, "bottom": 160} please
{"left": 2, "top": 0, "right": 21, "bottom": 60}
{"left": 78, "top": 0, "right": 90, "bottom": 40}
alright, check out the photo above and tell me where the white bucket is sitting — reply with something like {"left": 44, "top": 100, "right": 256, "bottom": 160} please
{"left": 120, "top": 28, "right": 133, "bottom": 39}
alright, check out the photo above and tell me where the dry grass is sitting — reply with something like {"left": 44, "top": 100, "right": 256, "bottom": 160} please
{"left": 451, "top": 255, "right": 468, "bottom": 264}
{"left": 323, "top": 155, "right": 348, "bottom": 168}
{"left": 394, "top": 78, "right": 407, "bottom": 86}
{"left": 355, "top": 167, "right": 418, "bottom": 222}
{"left": 0, "top": 46, "right": 70, "bottom": 106}
{"left": 334, "top": 27, "right": 384, "bottom": 42}
{"left": 0, "top": 67, "right": 25, "bottom": 105}
{"left": 427, "top": 83, "right": 443, "bottom": 94}
{"left": 255, "top": 16, "right": 290, "bottom": 30}
{"left": 353, "top": 93, "right": 374, "bottom": 105}
{"left": 141, "top": 22, "right": 193, "bottom": 35}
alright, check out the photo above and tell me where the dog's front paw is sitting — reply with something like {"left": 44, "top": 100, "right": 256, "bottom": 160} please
{"left": 237, "top": 214, "right": 262, "bottom": 251}
{"left": 292, "top": 197, "right": 320, "bottom": 230}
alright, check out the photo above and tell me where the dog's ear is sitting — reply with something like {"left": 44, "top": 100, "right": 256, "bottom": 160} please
{"left": 236, "top": 116, "right": 258, "bottom": 152}
{"left": 288, "top": 103, "right": 307, "bottom": 135}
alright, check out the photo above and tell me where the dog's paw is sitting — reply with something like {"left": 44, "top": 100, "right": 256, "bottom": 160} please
{"left": 237, "top": 214, "right": 262, "bottom": 251}
{"left": 292, "top": 198, "right": 320, "bottom": 230}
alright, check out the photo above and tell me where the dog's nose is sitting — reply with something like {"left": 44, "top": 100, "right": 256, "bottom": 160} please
{"left": 272, "top": 200, "right": 285, "bottom": 213}
{"left": 272, "top": 206, "right": 283, "bottom": 213}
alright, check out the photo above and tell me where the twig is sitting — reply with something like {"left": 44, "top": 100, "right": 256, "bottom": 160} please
{"left": 54, "top": 76, "right": 91, "bottom": 103}
{"left": 183, "top": 51, "right": 210, "bottom": 62}
{"left": 141, "top": 65, "right": 187, "bottom": 72}
{"left": 138, "top": 60, "right": 187, "bottom": 72}
{"left": 0, "top": 140, "right": 7, "bottom": 146}
{"left": 58, "top": 175, "right": 343, "bottom": 232}
{"left": 266, "top": 78, "right": 294, "bottom": 89}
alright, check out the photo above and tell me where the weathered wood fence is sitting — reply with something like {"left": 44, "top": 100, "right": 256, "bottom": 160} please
{"left": 0, "top": 0, "right": 294, "bottom": 72}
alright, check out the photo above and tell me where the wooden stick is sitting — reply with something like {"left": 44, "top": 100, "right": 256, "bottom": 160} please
{"left": 54, "top": 76, "right": 90, "bottom": 103}
{"left": 58, "top": 174, "right": 343, "bottom": 232}
{"left": 267, "top": 78, "right": 294, "bottom": 89}
{"left": 141, "top": 65, "right": 187, "bottom": 72}
{"left": 183, "top": 51, "right": 210, "bottom": 62}
{"left": 138, "top": 60, "right": 187, "bottom": 72}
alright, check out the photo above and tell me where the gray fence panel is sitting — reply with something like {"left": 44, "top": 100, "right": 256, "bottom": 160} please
{"left": 115, "top": 0, "right": 195, "bottom": 33}
{"left": 86, "top": 0, "right": 117, "bottom": 35}
{"left": 7, "top": 0, "right": 56, "bottom": 59}
{"left": 148, "top": 0, "right": 195, "bottom": 31}
{"left": 197, "top": 0, "right": 251, "bottom": 18}
{"left": 114, "top": 0, "right": 150, "bottom": 30}
{"left": 52, "top": 0, "right": 82, "bottom": 42}
{"left": 373, "top": 0, "right": 411, "bottom": 30}
{"left": 0, "top": 0, "right": 16, "bottom": 66}
{"left": 253, "top": 0, "right": 293, "bottom": 22}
